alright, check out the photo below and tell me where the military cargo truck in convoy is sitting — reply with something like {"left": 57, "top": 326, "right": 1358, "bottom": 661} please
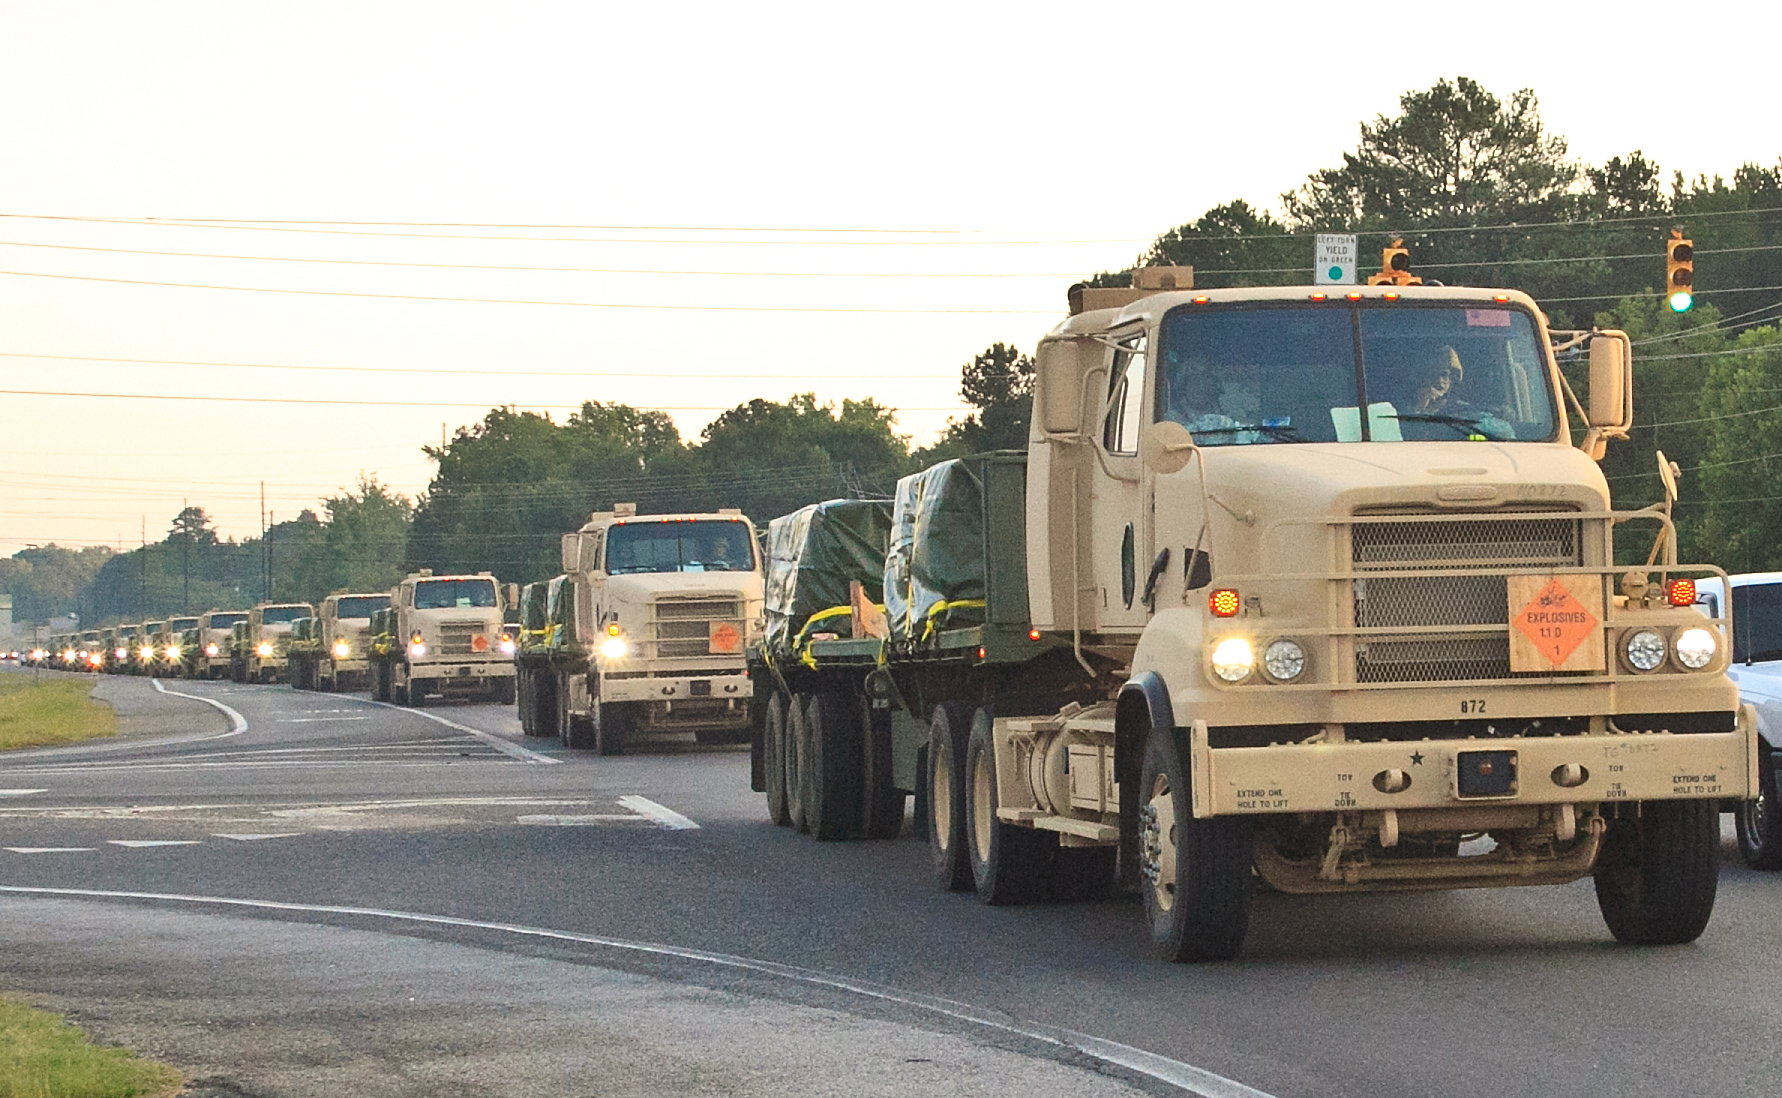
{"left": 752, "top": 275, "right": 1756, "bottom": 961}
{"left": 232, "top": 602, "right": 314, "bottom": 683}
{"left": 381, "top": 571, "right": 516, "bottom": 707}
{"left": 514, "top": 581, "right": 557, "bottom": 736}
{"left": 192, "top": 610, "right": 247, "bottom": 679}
{"left": 529, "top": 504, "right": 764, "bottom": 753}
{"left": 312, "top": 592, "right": 392, "bottom": 692}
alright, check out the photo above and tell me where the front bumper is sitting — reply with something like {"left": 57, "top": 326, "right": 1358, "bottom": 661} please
{"left": 602, "top": 671, "right": 753, "bottom": 704}
{"left": 410, "top": 660, "right": 515, "bottom": 687}
{"left": 1190, "top": 706, "right": 1759, "bottom": 818}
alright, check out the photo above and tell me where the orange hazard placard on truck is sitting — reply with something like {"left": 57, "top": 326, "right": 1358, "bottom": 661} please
{"left": 1507, "top": 575, "right": 1604, "bottom": 672}
{"left": 708, "top": 620, "right": 743, "bottom": 655}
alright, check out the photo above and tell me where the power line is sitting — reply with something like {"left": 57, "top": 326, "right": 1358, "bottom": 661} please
{"left": 0, "top": 238, "right": 1081, "bottom": 278}
{"left": 0, "top": 389, "right": 964, "bottom": 412}
{"left": 0, "top": 350, "right": 959, "bottom": 382}
{"left": 0, "top": 268, "right": 1055, "bottom": 314}
{"left": 1631, "top": 300, "right": 1782, "bottom": 345}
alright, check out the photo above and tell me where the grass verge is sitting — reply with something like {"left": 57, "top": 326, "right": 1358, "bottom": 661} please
{"left": 0, "top": 675, "right": 117, "bottom": 751}
{"left": 0, "top": 997, "right": 181, "bottom": 1098}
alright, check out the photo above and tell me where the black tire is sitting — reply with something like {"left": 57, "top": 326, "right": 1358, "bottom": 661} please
{"left": 393, "top": 678, "right": 411, "bottom": 706}
{"left": 559, "top": 674, "right": 596, "bottom": 749}
{"left": 928, "top": 701, "right": 974, "bottom": 891}
{"left": 373, "top": 661, "right": 391, "bottom": 702}
{"left": 806, "top": 690, "right": 863, "bottom": 841}
{"left": 528, "top": 670, "right": 557, "bottom": 737}
{"left": 786, "top": 694, "right": 812, "bottom": 832}
{"left": 409, "top": 677, "right": 431, "bottom": 708}
{"left": 1594, "top": 800, "right": 1720, "bottom": 945}
{"left": 1138, "top": 722, "right": 1255, "bottom": 962}
{"left": 493, "top": 677, "right": 516, "bottom": 707}
{"left": 764, "top": 694, "right": 791, "bottom": 826}
{"left": 966, "top": 706, "right": 1053, "bottom": 904}
{"left": 860, "top": 695, "right": 906, "bottom": 840}
{"left": 231, "top": 658, "right": 246, "bottom": 684}
{"left": 1737, "top": 746, "right": 1782, "bottom": 871}
{"left": 593, "top": 698, "right": 632, "bottom": 756}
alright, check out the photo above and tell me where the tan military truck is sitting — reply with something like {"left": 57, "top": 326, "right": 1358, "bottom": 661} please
{"left": 192, "top": 609, "right": 248, "bottom": 679}
{"left": 386, "top": 570, "right": 516, "bottom": 707}
{"left": 544, "top": 504, "right": 764, "bottom": 754}
{"left": 312, "top": 591, "right": 393, "bottom": 692}
{"left": 751, "top": 276, "right": 1755, "bottom": 962}
{"left": 231, "top": 601, "right": 314, "bottom": 683}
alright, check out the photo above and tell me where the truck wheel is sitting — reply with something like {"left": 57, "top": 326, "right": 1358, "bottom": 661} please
{"left": 787, "top": 694, "right": 812, "bottom": 832}
{"left": 1736, "top": 747, "right": 1782, "bottom": 870}
{"left": 806, "top": 691, "right": 863, "bottom": 841}
{"left": 410, "top": 678, "right": 432, "bottom": 708}
{"left": 374, "top": 663, "right": 391, "bottom": 702}
{"left": 558, "top": 675, "right": 596, "bottom": 749}
{"left": 231, "top": 658, "right": 246, "bottom": 684}
{"left": 494, "top": 677, "right": 516, "bottom": 707}
{"left": 764, "top": 694, "right": 791, "bottom": 826}
{"left": 526, "top": 670, "right": 557, "bottom": 737}
{"left": 593, "top": 699, "right": 632, "bottom": 756}
{"left": 928, "top": 702, "right": 974, "bottom": 891}
{"left": 1139, "top": 722, "right": 1254, "bottom": 962}
{"left": 1594, "top": 800, "right": 1720, "bottom": 945}
{"left": 966, "top": 706, "right": 1051, "bottom": 904}
{"left": 859, "top": 695, "right": 906, "bottom": 840}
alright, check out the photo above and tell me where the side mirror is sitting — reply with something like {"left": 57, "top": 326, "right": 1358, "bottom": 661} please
{"left": 1035, "top": 338, "right": 1084, "bottom": 435}
{"left": 560, "top": 533, "right": 579, "bottom": 573}
{"left": 505, "top": 582, "right": 520, "bottom": 609}
{"left": 1140, "top": 420, "right": 1197, "bottom": 475}
{"left": 1656, "top": 449, "right": 1681, "bottom": 504}
{"left": 1588, "top": 330, "right": 1633, "bottom": 434}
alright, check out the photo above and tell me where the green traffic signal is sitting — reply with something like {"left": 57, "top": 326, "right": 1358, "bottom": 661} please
{"left": 1669, "top": 290, "right": 1694, "bottom": 313}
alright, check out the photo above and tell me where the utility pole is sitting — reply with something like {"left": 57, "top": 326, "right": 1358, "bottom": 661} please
{"left": 261, "top": 482, "right": 268, "bottom": 602}
{"left": 182, "top": 498, "right": 190, "bottom": 611}
{"left": 268, "top": 510, "right": 276, "bottom": 602}
{"left": 140, "top": 515, "right": 146, "bottom": 612}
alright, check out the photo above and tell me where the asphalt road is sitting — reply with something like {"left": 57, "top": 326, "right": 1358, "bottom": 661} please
{"left": 3, "top": 666, "right": 1780, "bottom": 1098}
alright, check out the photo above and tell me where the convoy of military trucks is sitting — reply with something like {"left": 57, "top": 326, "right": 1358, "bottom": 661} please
{"left": 14, "top": 272, "right": 1769, "bottom": 962}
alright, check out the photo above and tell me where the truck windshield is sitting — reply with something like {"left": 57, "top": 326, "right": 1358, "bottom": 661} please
{"left": 1733, "top": 583, "right": 1782, "bottom": 664}
{"left": 415, "top": 579, "right": 498, "bottom": 609}
{"left": 260, "top": 605, "right": 309, "bottom": 624}
{"left": 207, "top": 613, "right": 246, "bottom": 629}
{"left": 1155, "top": 303, "right": 1557, "bottom": 446}
{"left": 335, "top": 595, "right": 391, "bottom": 619}
{"left": 169, "top": 618, "right": 200, "bottom": 631}
{"left": 606, "top": 520, "right": 756, "bottom": 574}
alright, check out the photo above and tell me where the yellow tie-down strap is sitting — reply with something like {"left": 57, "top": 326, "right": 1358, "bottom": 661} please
{"left": 794, "top": 603, "right": 885, "bottom": 667}
{"left": 1186, "top": 706, "right": 1760, "bottom": 819}
{"left": 918, "top": 598, "right": 986, "bottom": 642}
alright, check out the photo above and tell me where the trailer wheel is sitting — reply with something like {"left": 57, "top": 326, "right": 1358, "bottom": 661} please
{"left": 1736, "top": 747, "right": 1782, "bottom": 870}
{"left": 966, "top": 706, "right": 1051, "bottom": 904}
{"left": 524, "top": 669, "right": 556, "bottom": 737}
{"left": 764, "top": 694, "right": 791, "bottom": 826}
{"left": 1139, "top": 723, "right": 1254, "bottom": 962}
{"left": 806, "top": 691, "right": 863, "bottom": 841}
{"left": 787, "top": 694, "right": 811, "bottom": 832}
{"left": 929, "top": 702, "right": 974, "bottom": 891}
{"left": 1595, "top": 799, "right": 1720, "bottom": 945}
{"left": 859, "top": 695, "right": 905, "bottom": 840}
{"left": 493, "top": 677, "right": 516, "bottom": 707}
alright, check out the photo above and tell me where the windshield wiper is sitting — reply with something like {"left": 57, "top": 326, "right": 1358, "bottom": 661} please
{"left": 1191, "top": 423, "right": 1303, "bottom": 442}
{"left": 1383, "top": 412, "right": 1516, "bottom": 440}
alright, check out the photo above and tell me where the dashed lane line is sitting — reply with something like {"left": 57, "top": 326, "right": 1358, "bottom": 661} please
{"left": 3, "top": 847, "right": 94, "bottom": 854}
{"left": 213, "top": 833, "right": 301, "bottom": 841}
{"left": 359, "top": 700, "right": 559, "bottom": 765}
{"left": 108, "top": 840, "right": 203, "bottom": 848}
{"left": 0, "top": 884, "right": 1277, "bottom": 1098}
{"left": 617, "top": 795, "right": 699, "bottom": 830}
{"left": 0, "top": 789, "right": 48, "bottom": 796}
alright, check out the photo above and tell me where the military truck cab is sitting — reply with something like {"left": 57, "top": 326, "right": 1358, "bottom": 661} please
{"left": 543, "top": 504, "right": 763, "bottom": 753}
{"left": 194, "top": 610, "right": 247, "bottom": 679}
{"left": 387, "top": 571, "right": 516, "bottom": 707}
{"left": 314, "top": 592, "right": 392, "bottom": 692}
{"left": 234, "top": 602, "right": 314, "bottom": 683}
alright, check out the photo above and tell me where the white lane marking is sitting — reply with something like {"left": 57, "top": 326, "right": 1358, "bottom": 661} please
{"left": 0, "top": 884, "right": 1275, "bottom": 1098}
{"left": 0, "top": 789, "right": 48, "bottom": 796}
{"left": 277, "top": 716, "right": 370, "bottom": 723}
{"left": 517, "top": 814, "right": 646, "bottom": 826}
{"left": 0, "top": 759, "right": 519, "bottom": 777}
{"left": 360, "top": 700, "right": 558, "bottom": 765}
{"left": 151, "top": 678, "right": 248, "bottom": 737}
{"left": 616, "top": 795, "right": 699, "bottom": 830}
{"left": 4, "top": 847, "right": 94, "bottom": 854}
{"left": 107, "top": 840, "right": 203, "bottom": 848}
{"left": 213, "top": 833, "right": 301, "bottom": 841}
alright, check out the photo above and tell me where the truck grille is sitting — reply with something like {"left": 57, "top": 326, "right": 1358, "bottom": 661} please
{"left": 1351, "top": 515, "right": 1582, "bottom": 683}
{"left": 273, "top": 635, "right": 292, "bottom": 657}
{"left": 438, "top": 621, "right": 487, "bottom": 657}
{"left": 652, "top": 597, "right": 745, "bottom": 659}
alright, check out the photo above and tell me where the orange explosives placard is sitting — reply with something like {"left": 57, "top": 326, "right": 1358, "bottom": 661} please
{"left": 708, "top": 620, "right": 742, "bottom": 655}
{"left": 1507, "top": 575, "right": 1604, "bottom": 672}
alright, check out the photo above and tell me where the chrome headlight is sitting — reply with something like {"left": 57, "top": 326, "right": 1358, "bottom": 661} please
{"left": 166, "top": 645, "right": 181, "bottom": 660}
{"left": 499, "top": 639, "right": 516, "bottom": 655}
{"left": 1210, "top": 637, "right": 1254, "bottom": 682}
{"left": 205, "top": 643, "right": 219, "bottom": 657}
{"left": 601, "top": 636, "right": 628, "bottom": 660}
{"left": 1674, "top": 627, "right": 1717, "bottom": 670}
{"left": 333, "top": 641, "right": 350, "bottom": 659}
{"left": 1624, "top": 629, "right": 1666, "bottom": 672}
{"left": 256, "top": 642, "right": 273, "bottom": 658}
{"left": 409, "top": 642, "right": 427, "bottom": 658}
{"left": 1262, "top": 638, "right": 1307, "bottom": 682}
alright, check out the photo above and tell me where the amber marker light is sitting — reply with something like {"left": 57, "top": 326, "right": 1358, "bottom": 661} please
{"left": 1209, "top": 588, "right": 1241, "bottom": 617}
{"left": 1192, "top": 295, "right": 1211, "bottom": 304}
{"left": 1383, "top": 291, "right": 1400, "bottom": 301}
{"left": 1493, "top": 294, "right": 1511, "bottom": 303}
{"left": 1668, "top": 578, "right": 1698, "bottom": 606}
{"left": 1028, "top": 628, "right": 1042, "bottom": 641}
{"left": 606, "top": 622, "right": 622, "bottom": 637}
{"left": 1309, "top": 292, "right": 1327, "bottom": 302}
{"left": 1346, "top": 291, "right": 1363, "bottom": 301}
{"left": 977, "top": 646, "right": 988, "bottom": 660}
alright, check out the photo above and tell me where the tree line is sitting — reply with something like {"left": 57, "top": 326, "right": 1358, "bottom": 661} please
{"left": 8, "top": 75, "right": 1781, "bottom": 627}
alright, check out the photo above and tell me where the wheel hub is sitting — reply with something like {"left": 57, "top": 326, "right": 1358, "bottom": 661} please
{"left": 1141, "top": 776, "right": 1178, "bottom": 911}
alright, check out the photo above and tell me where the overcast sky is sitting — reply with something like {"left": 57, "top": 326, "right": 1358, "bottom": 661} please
{"left": 1, "top": 0, "right": 1775, "bottom": 552}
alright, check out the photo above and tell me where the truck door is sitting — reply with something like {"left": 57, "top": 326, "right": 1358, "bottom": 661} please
{"left": 1092, "top": 329, "right": 1152, "bottom": 630}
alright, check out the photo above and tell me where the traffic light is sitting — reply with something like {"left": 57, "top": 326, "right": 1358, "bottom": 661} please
{"left": 1666, "top": 230, "right": 1694, "bottom": 312}
{"left": 1367, "top": 238, "right": 1422, "bottom": 286}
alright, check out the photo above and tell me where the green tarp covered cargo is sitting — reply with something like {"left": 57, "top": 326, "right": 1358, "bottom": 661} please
{"left": 884, "top": 458, "right": 990, "bottom": 641}
{"left": 764, "top": 499, "right": 893, "bottom": 653}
